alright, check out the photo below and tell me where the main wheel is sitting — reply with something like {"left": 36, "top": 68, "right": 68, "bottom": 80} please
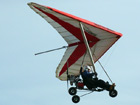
{"left": 109, "top": 89, "right": 118, "bottom": 97}
{"left": 72, "top": 95, "right": 80, "bottom": 103}
{"left": 69, "top": 87, "right": 77, "bottom": 95}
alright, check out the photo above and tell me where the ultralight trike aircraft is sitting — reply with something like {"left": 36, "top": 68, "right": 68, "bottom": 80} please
{"left": 28, "top": 2, "right": 122, "bottom": 103}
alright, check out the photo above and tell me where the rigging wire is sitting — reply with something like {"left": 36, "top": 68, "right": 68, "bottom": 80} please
{"left": 94, "top": 54, "right": 113, "bottom": 84}
{"left": 104, "top": 43, "right": 118, "bottom": 68}
{"left": 97, "top": 60, "right": 113, "bottom": 84}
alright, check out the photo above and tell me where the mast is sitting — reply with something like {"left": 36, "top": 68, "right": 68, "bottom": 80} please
{"left": 79, "top": 22, "right": 96, "bottom": 74}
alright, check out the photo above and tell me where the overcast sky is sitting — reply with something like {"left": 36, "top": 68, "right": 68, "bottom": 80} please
{"left": 0, "top": 0, "right": 140, "bottom": 105}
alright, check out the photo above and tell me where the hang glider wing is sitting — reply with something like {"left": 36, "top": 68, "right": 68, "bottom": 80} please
{"left": 28, "top": 2, "right": 122, "bottom": 81}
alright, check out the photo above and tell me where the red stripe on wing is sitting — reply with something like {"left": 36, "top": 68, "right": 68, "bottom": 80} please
{"left": 34, "top": 6, "right": 99, "bottom": 42}
{"left": 59, "top": 42, "right": 96, "bottom": 76}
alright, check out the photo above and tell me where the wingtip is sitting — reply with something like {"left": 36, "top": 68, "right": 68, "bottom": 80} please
{"left": 27, "top": 2, "right": 33, "bottom": 6}
{"left": 27, "top": 2, "right": 38, "bottom": 6}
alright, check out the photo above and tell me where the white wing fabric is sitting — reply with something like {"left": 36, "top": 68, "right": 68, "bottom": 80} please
{"left": 28, "top": 2, "right": 122, "bottom": 81}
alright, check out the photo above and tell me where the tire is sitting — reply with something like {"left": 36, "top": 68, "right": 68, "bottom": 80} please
{"left": 109, "top": 89, "right": 118, "bottom": 97}
{"left": 69, "top": 87, "right": 77, "bottom": 95}
{"left": 72, "top": 95, "right": 80, "bottom": 103}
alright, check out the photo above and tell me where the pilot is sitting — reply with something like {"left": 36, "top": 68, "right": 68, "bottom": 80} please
{"left": 80, "top": 65, "right": 114, "bottom": 91}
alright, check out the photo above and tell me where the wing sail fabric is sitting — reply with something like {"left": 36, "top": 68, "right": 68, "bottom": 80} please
{"left": 28, "top": 2, "right": 122, "bottom": 81}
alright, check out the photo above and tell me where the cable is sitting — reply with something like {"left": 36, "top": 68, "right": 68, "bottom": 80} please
{"left": 94, "top": 54, "right": 113, "bottom": 84}
{"left": 97, "top": 60, "right": 113, "bottom": 84}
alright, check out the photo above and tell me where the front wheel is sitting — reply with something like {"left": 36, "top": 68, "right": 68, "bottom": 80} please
{"left": 109, "top": 90, "right": 118, "bottom": 97}
{"left": 72, "top": 95, "right": 80, "bottom": 103}
{"left": 69, "top": 87, "right": 77, "bottom": 95}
